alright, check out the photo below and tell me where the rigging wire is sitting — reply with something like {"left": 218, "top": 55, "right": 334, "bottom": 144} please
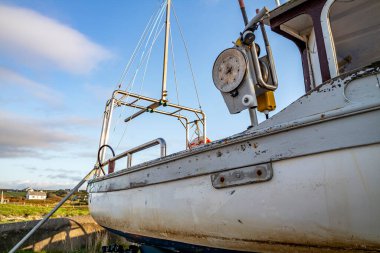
{"left": 115, "top": 3, "right": 161, "bottom": 90}
{"left": 125, "top": 2, "right": 167, "bottom": 90}
{"left": 140, "top": 24, "right": 165, "bottom": 93}
{"left": 172, "top": 3, "right": 202, "bottom": 110}
{"left": 110, "top": 1, "right": 167, "bottom": 153}
{"left": 169, "top": 27, "right": 181, "bottom": 107}
{"left": 120, "top": 1, "right": 167, "bottom": 91}
{"left": 110, "top": 0, "right": 205, "bottom": 152}
{"left": 169, "top": 25, "right": 190, "bottom": 144}
{"left": 112, "top": 2, "right": 166, "bottom": 125}
{"left": 110, "top": 1, "right": 167, "bottom": 150}
{"left": 115, "top": 23, "right": 166, "bottom": 151}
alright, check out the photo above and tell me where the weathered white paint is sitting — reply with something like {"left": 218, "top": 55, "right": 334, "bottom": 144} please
{"left": 89, "top": 145, "right": 380, "bottom": 252}
{"left": 88, "top": 107, "right": 380, "bottom": 194}
{"left": 89, "top": 65, "right": 380, "bottom": 192}
{"left": 256, "top": 65, "right": 380, "bottom": 129}
{"left": 88, "top": 64, "right": 380, "bottom": 251}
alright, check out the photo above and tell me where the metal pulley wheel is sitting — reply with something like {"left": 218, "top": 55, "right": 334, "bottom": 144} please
{"left": 212, "top": 48, "right": 248, "bottom": 93}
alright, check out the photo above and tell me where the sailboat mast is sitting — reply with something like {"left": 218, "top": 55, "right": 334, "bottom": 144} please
{"left": 161, "top": 0, "right": 171, "bottom": 102}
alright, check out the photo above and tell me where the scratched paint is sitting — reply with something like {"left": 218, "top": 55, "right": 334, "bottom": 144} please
{"left": 87, "top": 62, "right": 380, "bottom": 252}
{"left": 89, "top": 145, "right": 380, "bottom": 252}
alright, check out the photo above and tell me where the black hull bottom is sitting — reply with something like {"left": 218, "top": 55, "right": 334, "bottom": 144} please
{"left": 104, "top": 226, "right": 252, "bottom": 253}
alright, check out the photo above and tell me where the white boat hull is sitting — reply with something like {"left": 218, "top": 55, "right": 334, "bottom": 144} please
{"left": 89, "top": 145, "right": 380, "bottom": 252}
{"left": 88, "top": 65, "right": 380, "bottom": 252}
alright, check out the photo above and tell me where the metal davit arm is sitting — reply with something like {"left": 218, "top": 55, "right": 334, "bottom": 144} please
{"left": 96, "top": 86, "right": 207, "bottom": 173}
{"left": 113, "top": 90, "right": 204, "bottom": 115}
{"left": 96, "top": 88, "right": 207, "bottom": 175}
{"left": 113, "top": 90, "right": 207, "bottom": 145}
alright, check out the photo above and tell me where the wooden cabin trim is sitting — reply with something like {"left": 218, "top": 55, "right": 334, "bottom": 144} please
{"left": 271, "top": 26, "right": 312, "bottom": 92}
{"left": 270, "top": 0, "right": 332, "bottom": 92}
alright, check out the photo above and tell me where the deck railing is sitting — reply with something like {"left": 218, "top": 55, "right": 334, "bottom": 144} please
{"left": 100, "top": 138, "right": 167, "bottom": 174}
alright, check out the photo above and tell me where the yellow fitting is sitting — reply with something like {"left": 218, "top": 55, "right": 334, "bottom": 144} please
{"left": 257, "top": 91, "right": 276, "bottom": 112}
{"left": 235, "top": 38, "right": 242, "bottom": 47}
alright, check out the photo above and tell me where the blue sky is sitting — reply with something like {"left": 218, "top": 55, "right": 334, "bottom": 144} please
{"left": 0, "top": 0, "right": 304, "bottom": 190}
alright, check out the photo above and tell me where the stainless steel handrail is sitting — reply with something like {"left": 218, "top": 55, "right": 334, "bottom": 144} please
{"left": 101, "top": 138, "right": 167, "bottom": 171}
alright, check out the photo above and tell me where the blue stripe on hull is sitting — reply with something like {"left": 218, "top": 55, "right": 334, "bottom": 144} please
{"left": 104, "top": 226, "right": 253, "bottom": 253}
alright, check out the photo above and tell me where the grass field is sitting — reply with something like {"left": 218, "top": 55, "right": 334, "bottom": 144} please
{"left": 0, "top": 204, "right": 89, "bottom": 224}
{"left": 2, "top": 191, "right": 26, "bottom": 198}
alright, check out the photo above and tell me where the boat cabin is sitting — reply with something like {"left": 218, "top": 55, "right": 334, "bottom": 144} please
{"left": 268, "top": 0, "right": 380, "bottom": 92}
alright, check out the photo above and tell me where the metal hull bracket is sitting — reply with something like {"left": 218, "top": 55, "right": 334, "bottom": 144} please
{"left": 211, "top": 163, "right": 273, "bottom": 189}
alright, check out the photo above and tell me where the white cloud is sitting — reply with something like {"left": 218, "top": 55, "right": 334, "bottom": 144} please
{"left": 52, "top": 116, "right": 100, "bottom": 128}
{"left": 0, "top": 110, "right": 81, "bottom": 158}
{"left": 0, "top": 179, "right": 81, "bottom": 190}
{"left": 0, "top": 67, "right": 63, "bottom": 106}
{"left": 0, "top": 4, "right": 111, "bottom": 74}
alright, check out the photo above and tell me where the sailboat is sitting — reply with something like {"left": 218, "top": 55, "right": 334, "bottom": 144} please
{"left": 87, "top": 0, "right": 380, "bottom": 252}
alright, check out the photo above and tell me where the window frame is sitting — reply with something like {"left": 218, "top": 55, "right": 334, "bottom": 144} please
{"left": 320, "top": 0, "right": 339, "bottom": 78}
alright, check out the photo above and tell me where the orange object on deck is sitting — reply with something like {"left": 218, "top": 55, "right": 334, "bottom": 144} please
{"left": 189, "top": 136, "right": 211, "bottom": 148}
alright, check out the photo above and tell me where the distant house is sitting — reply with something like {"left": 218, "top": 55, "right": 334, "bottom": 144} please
{"left": 26, "top": 190, "right": 47, "bottom": 200}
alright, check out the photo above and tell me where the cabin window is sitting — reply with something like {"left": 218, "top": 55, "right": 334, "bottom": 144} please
{"left": 329, "top": 0, "right": 380, "bottom": 74}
